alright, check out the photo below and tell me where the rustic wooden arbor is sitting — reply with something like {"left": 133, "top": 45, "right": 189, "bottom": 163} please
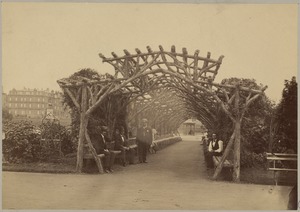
{"left": 127, "top": 88, "right": 191, "bottom": 133}
{"left": 57, "top": 45, "right": 267, "bottom": 182}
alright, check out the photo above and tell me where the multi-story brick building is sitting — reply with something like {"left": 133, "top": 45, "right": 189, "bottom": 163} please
{"left": 5, "top": 88, "right": 71, "bottom": 126}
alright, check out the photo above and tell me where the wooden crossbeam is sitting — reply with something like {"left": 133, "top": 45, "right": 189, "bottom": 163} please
{"left": 102, "top": 50, "right": 219, "bottom": 64}
{"left": 193, "top": 50, "right": 200, "bottom": 81}
{"left": 100, "top": 47, "right": 224, "bottom": 85}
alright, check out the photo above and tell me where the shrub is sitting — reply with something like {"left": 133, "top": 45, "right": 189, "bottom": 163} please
{"left": 40, "top": 121, "right": 76, "bottom": 159}
{"left": 241, "top": 149, "right": 266, "bottom": 168}
{"left": 3, "top": 120, "right": 76, "bottom": 163}
{"left": 3, "top": 121, "right": 41, "bottom": 163}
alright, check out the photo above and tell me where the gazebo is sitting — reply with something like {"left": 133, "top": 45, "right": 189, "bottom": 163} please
{"left": 182, "top": 119, "right": 196, "bottom": 135}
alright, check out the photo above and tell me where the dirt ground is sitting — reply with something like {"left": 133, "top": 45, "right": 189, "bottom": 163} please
{"left": 2, "top": 135, "right": 293, "bottom": 210}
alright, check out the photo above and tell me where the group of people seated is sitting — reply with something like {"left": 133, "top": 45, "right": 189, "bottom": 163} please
{"left": 90, "top": 118, "right": 154, "bottom": 173}
{"left": 90, "top": 126, "right": 135, "bottom": 173}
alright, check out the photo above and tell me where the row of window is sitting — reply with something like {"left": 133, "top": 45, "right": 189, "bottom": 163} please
{"left": 9, "top": 91, "right": 60, "bottom": 96}
{"left": 9, "top": 97, "right": 46, "bottom": 102}
{"left": 9, "top": 110, "right": 45, "bottom": 115}
{"left": 8, "top": 103, "right": 64, "bottom": 110}
{"left": 9, "top": 109, "right": 70, "bottom": 117}
{"left": 10, "top": 91, "right": 45, "bottom": 95}
{"left": 9, "top": 103, "right": 45, "bottom": 108}
{"left": 8, "top": 96, "right": 61, "bottom": 103}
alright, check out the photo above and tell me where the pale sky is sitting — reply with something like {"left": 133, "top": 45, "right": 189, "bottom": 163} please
{"left": 2, "top": 3, "right": 298, "bottom": 103}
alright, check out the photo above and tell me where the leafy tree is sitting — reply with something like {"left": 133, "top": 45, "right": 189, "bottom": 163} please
{"left": 61, "top": 68, "right": 100, "bottom": 144}
{"left": 61, "top": 68, "right": 129, "bottom": 141}
{"left": 215, "top": 78, "right": 274, "bottom": 167}
{"left": 273, "top": 76, "right": 297, "bottom": 153}
{"left": 2, "top": 108, "right": 13, "bottom": 123}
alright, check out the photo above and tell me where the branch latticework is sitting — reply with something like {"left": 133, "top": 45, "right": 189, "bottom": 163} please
{"left": 57, "top": 45, "right": 267, "bottom": 181}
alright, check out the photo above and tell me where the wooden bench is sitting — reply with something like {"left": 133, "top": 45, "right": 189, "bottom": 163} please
{"left": 127, "top": 137, "right": 138, "bottom": 150}
{"left": 113, "top": 138, "right": 137, "bottom": 164}
{"left": 83, "top": 153, "right": 105, "bottom": 160}
{"left": 266, "top": 152, "right": 297, "bottom": 185}
{"left": 213, "top": 156, "right": 234, "bottom": 169}
{"left": 154, "top": 136, "right": 182, "bottom": 149}
{"left": 202, "top": 142, "right": 234, "bottom": 173}
{"left": 83, "top": 144, "right": 121, "bottom": 171}
{"left": 118, "top": 136, "right": 182, "bottom": 156}
{"left": 83, "top": 136, "right": 181, "bottom": 170}
{"left": 83, "top": 150, "right": 122, "bottom": 160}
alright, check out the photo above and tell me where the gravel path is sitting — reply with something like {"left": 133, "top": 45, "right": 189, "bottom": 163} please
{"left": 3, "top": 135, "right": 292, "bottom": 210}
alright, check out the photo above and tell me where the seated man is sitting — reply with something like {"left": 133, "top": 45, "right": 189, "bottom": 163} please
{"left": 94, "top": 126, "right": 116, "bottom": 173}
{"left": 207, "top": 133, "right": 223, "bottom": 168}
{"left": 114, "top": 127, "right": 135, "bottom": 166}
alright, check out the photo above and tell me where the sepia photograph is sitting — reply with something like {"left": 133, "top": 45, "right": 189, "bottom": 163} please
{"left": 2, "top": 1, "right": 298, "bottom": 210}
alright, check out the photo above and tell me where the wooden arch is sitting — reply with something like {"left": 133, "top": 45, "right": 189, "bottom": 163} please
{"left": 57, "top": 45, "right": 267, "bottom": 182}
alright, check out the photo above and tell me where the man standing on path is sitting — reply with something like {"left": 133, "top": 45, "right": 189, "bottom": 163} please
{"left": 136, "top": 118, "right": 153, "bottom": 163}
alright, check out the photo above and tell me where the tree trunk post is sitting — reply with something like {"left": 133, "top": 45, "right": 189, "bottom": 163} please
{"left": 76, "top": 85, "right": 88, "bottom": 173}
{"left": 212, "top": 128, "right": 236, "bottom": 180}
{"left": 125, "top": 106, "right": 130, "bottom": 138}
{"left": 269, "top": 114, "right": 275, "bottom": 152}
{"left": 233, "top": 118, "right": 241, "bottom": 182}
{"left": 233, "top": 86, "right": 241, "bottom": 182}
{"left": 85, "top": 129, "right": 104, "bottom": 173}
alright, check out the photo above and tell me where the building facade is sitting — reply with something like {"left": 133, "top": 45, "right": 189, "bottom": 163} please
{"left": 5, "top": 88, "right": 71, "bottom": 125}
{"left": 2, "top": 92, "right": 8, "bottom": 109}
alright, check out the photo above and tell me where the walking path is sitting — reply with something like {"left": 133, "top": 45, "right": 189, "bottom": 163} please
{"left": 3, "top": 135, "right": 292, "bottom": 210}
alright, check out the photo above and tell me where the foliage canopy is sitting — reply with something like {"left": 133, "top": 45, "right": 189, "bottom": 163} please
{"left": 273, "top": 76, "right": 297, "bottom": 153}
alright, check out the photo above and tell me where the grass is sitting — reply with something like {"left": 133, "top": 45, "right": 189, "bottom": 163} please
{"left": 2, "top": 156, "right": 126, "bottom": 174}
{"left": 3, "top": 157, "right": 77, "bottom": 174}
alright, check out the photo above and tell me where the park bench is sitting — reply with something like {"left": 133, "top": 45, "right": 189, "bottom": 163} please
{"left": 83, "top": 138, "right": 137, "bottom": 168}
{"left": 113, "top": 138, "right": 138, "bottom": 164}
{"left": 127, "top": 137, "right": 138, "bottom": 150}
{"left": 83, "top": 144, "right": 121, "bottom": 170}
{"left": 202, "top": 141, "right": 233, "bottom": 170}
{"left": 116, "top": 136, "right": 182, "bottom": 157}
{"left": 266, "top": 152, "right": 297, "bottom": 185}
{"left": 83, "top": 136, "right": 181, "bottom": 171}
{"left": 154, "top": 136, "right": 182, "bottom": 149}
{"left": 212, "top": 155, "right": 234, "bottom": 181}
{"left": 126, "top": 136, "right": 182, "bottom": 152}
{"left": 83, "top": 144, "right": 122, "bottom": 159}
{"left": 212, "top": 155, "right": 234, "bottom": 169}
